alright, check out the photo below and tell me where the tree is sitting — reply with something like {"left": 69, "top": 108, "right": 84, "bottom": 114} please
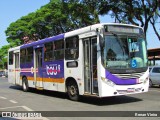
{"left": 80, "top": 0, "right": 101, "bottom": 23}
{"left": 98, "top": 0, "right": 159, "bottom": 40}
{"left": 3, "top": 0, "right": 101, "bottom": 68}
{"left": 0, "top": 45, "right": 10, "bottom": 69}
{"left": 5, "top": 0, "right": 99, "bottom": 45}
{"left": 150, "top": 5, "right": 160, "bottom": 40}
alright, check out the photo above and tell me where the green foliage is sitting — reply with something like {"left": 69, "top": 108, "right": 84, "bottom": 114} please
{"left": 97, "top": 0, "right": 159, "bottom": 39}
{"left": 4, "top": 0, "right": 160, "bottom": 45}
{"left": 0, "top": 45, "right": 10, "bottom": 69}
{"left": 5, "top": 0, "right": 99, "bottom": 45}
{"left": 2, "top": 0, "right": 101, "bottom": 69}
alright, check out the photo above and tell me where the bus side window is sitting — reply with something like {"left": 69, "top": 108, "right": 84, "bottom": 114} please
{"left": 65, "top": 36, "right": 79, "bottom": 60}
{"left": 9, "top": 51, "right": 13, "bottom": 65}
{"left": 20, "top": 49, "right": 26, "bottom": 64}
{"left": 26, "top": 47, "right": 33, "bottom": 63}
{"left": 54, "top": 40, "right": 64, "bottom": 60}
{"left": 44, "top": 42, "right": 53, "bottom": 61}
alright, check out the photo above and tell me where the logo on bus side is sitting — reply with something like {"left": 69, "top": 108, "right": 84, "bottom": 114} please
{"left": 46, "top": 64, "right": 60, "bottom": 75}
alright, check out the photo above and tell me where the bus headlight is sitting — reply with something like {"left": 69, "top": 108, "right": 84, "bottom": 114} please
{"left": 101, "top": 77, "right": 115, "bottom": 87}
{"left": 137, "top": 76, "right": 149, "bottom": 84}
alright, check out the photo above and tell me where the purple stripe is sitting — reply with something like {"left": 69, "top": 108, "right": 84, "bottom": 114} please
{"left": 105, "top": 70, "right": 137, "bottom": 85}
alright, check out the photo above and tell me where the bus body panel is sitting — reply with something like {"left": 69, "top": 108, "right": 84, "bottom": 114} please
{"left": 43, "top": 60, "right": 64, "bottom": 91}
{"left": 99, "top": 64, "right": 149, "bottom": 97}
{"left": 63, "top": 42, "right": 84, "bottom": 95}
{"left": 20, "top": 34, "right": 65, "bottom": 91}
{"left": 8, "top": 46, "right": 20, "bottom": 85}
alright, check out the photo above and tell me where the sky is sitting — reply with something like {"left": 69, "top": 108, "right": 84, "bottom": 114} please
{"left": 0, "top": 0, "right": 160, "bottom": 49}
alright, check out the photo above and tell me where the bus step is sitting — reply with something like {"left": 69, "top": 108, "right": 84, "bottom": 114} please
{"left": 83, "top": 93, "right": 98, "bottom": 96}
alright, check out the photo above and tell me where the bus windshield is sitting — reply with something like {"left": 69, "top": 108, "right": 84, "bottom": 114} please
{"left": 102, "top": 34, "right": 148, "bottom": 69}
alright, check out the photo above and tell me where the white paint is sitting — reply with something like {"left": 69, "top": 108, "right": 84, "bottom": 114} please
{"left": 22, "top": 106, "right": 33, "bottom": 111}
{"left": 0, "top": 106, "right": 23, "bottom": 110}
{"left": 0, "top": 96, "right": 7, "bottom": 99}
{"left": 9, "top": 100, "right": 17, "bottom": 104}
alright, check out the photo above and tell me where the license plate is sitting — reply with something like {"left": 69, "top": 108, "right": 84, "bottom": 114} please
{"left": 127, "top": 88, "right": 135, "bottom": 92}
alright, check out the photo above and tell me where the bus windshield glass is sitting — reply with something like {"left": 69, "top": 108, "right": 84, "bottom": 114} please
{"left": 102, "top": 35, "right": 148, "bottom": 69}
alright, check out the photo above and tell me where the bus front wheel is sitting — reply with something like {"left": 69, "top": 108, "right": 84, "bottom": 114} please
{"left": 149, "top": 79, "right": 153, "bottom": 88}
{"left": 67, "top": 81, "right": 79, "bottom": 101}
{"left": 22, "top": 77, "right": 29, "bottom": 92}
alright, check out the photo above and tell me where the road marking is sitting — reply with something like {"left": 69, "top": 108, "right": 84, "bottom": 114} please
{"left": 0, "top": 106, "right": 23, "bottom": 110}
{"left": 9, "top": 100, "right": 17, "bottom": 104}
{"left": 0, "top": 96, "right": 7, "bottom": 99}
{"left": 22, "top": 106, "right": 33, "bottom": 111}
{"left": 0, "top": 106, "right": 33, "bottom": 111}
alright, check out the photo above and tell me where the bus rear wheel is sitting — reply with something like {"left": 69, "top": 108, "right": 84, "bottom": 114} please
{"left": 22, "top": 77, "right": 29, "bottom": 92}
{"left": 67, "top": 81, "right": 79, "bottom": 101}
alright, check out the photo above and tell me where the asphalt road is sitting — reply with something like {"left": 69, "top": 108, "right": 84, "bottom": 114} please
{"left": 0, "top": 77, "right": 160, "bottom": 120}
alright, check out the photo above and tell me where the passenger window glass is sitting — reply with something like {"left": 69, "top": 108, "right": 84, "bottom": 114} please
{"left": 54, "top": 40, "right": 64, "bottom": 60}
{"left": 26, "top": 47, "right": 33, "bottom": 62}
{"left": 65, "top": 36, "right": 79, "bottom": 60}
{"left": 44, "top": 42, "right": 53, "bottom": 61}
{"left": 20, "top": 49, "right": 26, "bottom": 64}
{"left": 20, "top": 47, "right": 33, "bottom": 63}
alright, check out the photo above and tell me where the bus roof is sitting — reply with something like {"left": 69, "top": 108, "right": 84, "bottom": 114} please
{"left": 8, "top": 46, "right": 20, "bottom": 52}
{"left": 11, "top": 23, "right": 142, "bottom": 50}
{"left": 65, "top": 23, "right": 142, "bottom": 38}
{"left": 20, "top": 34, "right": 64, "bottom": 49}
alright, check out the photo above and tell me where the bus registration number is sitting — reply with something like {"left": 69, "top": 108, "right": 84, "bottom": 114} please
{"left": 127, "top": 88, "right": 135, "bottom": 92}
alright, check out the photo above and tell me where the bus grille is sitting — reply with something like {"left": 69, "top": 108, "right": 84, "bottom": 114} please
{"left": 113, "top": 72, "right": 145, "bottom": 79}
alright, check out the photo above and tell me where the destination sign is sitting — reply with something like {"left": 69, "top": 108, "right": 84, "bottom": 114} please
{"left": 105, "top": 25, "right": 142, "bottom": 34}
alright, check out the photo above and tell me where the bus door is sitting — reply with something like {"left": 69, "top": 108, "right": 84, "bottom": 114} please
{"left": 83, "top": 37, "right": 98, "bottom": 94}
{"left": 34, "top": 47, "right": 43, "bottom": 89}
{"left": 14, "top": 52, "right": 20, "bottom": 85}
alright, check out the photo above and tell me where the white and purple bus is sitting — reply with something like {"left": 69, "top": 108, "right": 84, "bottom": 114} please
{"left": 8, "top": 23, "right": 149, "bottom": 101}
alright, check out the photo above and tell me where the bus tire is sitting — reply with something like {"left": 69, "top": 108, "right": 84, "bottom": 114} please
{"left": 22, "top": 77, "right": 29, "bottom": 92}
{"left": 67, "top": 81, "right": 79, "bottom": 101}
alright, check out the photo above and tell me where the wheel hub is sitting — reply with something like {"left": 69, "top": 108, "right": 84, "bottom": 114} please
{"left": 70, "top": 86, "right": 76, "bottom": 96}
